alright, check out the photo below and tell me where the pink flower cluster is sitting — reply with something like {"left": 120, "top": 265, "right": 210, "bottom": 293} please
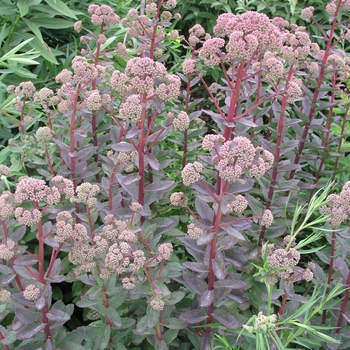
{"left": 213, "top": 11, "right": 283, "bottom": 54}
{"left": 320, "top": 181, "right": 350, "bottom": 228}
{"left": 15, "top": 178, "right": 60, "bottom": 205}
{"left": 206, "top": 136, "right": 273, "bottom": 183}
{"left": 181, "top": 162, "right": 202, "bottom": 186}
{"left": 227, "top": 194, "right": 249, "bottom": 214}
{"left": 0, "top": 191, "right": 14, "bottom": 220}
{"left": 88, "top": 4, "right": 120, "bottom": 26}
{"left": 0, "top": 239, "right": 15, "bottom": 260}
{"left": 173, "top": 111, "right": 190, "bottom": 132}
{"left": 262, "top": 237, "right": 315, "bottom": 284}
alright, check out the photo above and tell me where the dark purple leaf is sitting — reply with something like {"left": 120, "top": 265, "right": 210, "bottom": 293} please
{"left": 228, "top": 290, "right": 249, "bottom": 304}
{"left": 14, "top": 255, "right": 38, "bottom": 266}
{"left": 166, "top": 291, "right": 186, "bottom": 305}
{"left": 76, "top": 146, "right": 96, "bottom": 162}
{"left": 335, "top": 257, "right": 349, "bottom": 280}
{"left": 126, "top": 127, "right": 141, "bottom": 139}
{"left": 16, "top": 322, "right": 45, "bottom": 340}
{"left": 0, "top": 273, "right": 16, "bottom": 285}
{"left": 162, "top": 318, "right": 187, "bottom": 329}
{"left": 34, "top": 296, "right": 46, "bottom": 310}
{"left": 182, "top": 262, "right": 208, "bottom": 273}
{"left": 192, "top": 180, "right": 215, "bottom": 195}
{"left": 47, "top": 258, "right": 62, "bottom": 278}
{"left": 213, "top": 259, "right": 226, "bottom": 280}
{"left": 227, "top": 179, "right": 255, "bottom": 194}
{"left": 179, "top": 309, "right": 207, "bottom": 324}
{"left": 120, "top": 173, "right": 140, "bottom": 186}
{"left": 111, "top": 142, "right": 135, "bottom": 152}
{"left": 215, "top": 279, "right": 246, "bottom": 289}
{"left": 195, "top": 197, "right": 214, "bottom": 222}
{"left": 42, "top": 221, "right": 52, "bottom": 237}
{"left": 212, "top": 310, "right": 240, "bottom": 329}
{"left": 222, "top": 226, "right": 245, "bottom": 241}
{"left": 277, "top": 163, "right": 302, "bottom": 172}
{"left": 11, "top": 225, "right": 26, "bottom": 242}
{"left": 197, "top": 230, "right": 215, "bottom": 245}
{"left": 200, "top": 290, "right": 214, "bottom": 307}
{"left": 46, "top": 309, "right": 71, "bottom": 323}
{"left": 13, "top": 265, "right": 38, "bottom": 280}
{"left": 145, "top": 153, "right": 160, "bottom": 170}
{"left": 189, "top": 110, "right": 202, "bottom": 120}
{"left": 183, "top": 271, "right": 207, "bottom": 294}
{"left": 15, "top": 305, "right": 41, "bottom": 324}
{"left": 145, "top": 181, "right": 174, "bottom": 192}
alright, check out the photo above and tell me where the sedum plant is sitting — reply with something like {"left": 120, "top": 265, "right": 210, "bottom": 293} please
{"left": 1, "top": 0, "right": 350, "bottom": 350}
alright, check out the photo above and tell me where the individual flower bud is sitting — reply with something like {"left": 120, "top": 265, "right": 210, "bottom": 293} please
{"left": 23, "top": 284, "right": 40, "bottom": 301}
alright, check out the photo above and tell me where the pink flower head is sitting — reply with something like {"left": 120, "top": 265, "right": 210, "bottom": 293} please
{"left": 198, "top": 38, "right": 225, "bottom": 67}
{"left": 173, "top": 111, "right": 190, "bottom": 132}
{"left": 301, "top": 6, "right": 314, "bottom": 22}
{"left": 182, "top": 162, "right": 202, "bottom": 186}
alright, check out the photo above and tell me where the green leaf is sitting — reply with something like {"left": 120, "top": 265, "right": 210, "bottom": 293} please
{"left": 29, "top": 17, "right": 74, "bottom": 29}
{"left": 17, "top": 0, "right": 29, "bottom": 17}
{"left": 0, "top": 38, "right": 35, "bottom": 61}
{"left": 44, "top": 0, "right": 77, "bottom": 19}
{"left": 16, "top": 33, "right": 58, "bottom": 64}
{"left": 22, "top": 18, "right": 43, "bottom": 42}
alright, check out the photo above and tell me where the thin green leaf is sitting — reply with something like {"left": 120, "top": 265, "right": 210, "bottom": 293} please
{"left": 44, "top": 0, "right": 77, "bottom": 19}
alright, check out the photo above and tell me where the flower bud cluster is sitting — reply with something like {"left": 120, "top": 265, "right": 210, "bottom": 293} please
{"left": 88, "top": 4, "right": 120, "bottom": 26}
{"left": 187, "top": 223, "right": 204, "bottom": 240}
{"left": 227, "top": 195, "right": 249, "bottom": 214}
{"left": 51, "top": 176, "right": 75, "bottom": 200}
{"left": 243, "top": 312, "right": 277, "bottom": 334}
{"left": 181, "top": 162, "right": 202, "bottom": 186}
{"left": 0, "top": 191, "right": 14, "bottom": 220}
{"left": 149, "top": 297, "right": 165, "bottom": 311}
{"left": 76, "top": 183, "right": 100, "bottom": 208}
{"left": 0, "top": 289, "right": 11, "bottom": 303}
{"left": 15, "top": 177, "right": 61, "bottom": 205}
{"left": 213, "top": 12, "right": 283, "bottom": 54}
{"left": 260, "top": 209, "right": 274, "bottom": 228}
{"left": 0, "top": 165, "right": 11, "bottom": 177}
{"left": 262, "top": 236, "right": 315, "bottom": 284}
{"left": 173, "top": 111, "right": 190, "bottom": 132}
{"left": 208, "top": 136, "right": 273, "bottom": 183}
{"left": 170, "top": 192, "right": 187, "bottom": 206}
{"left": 35, "top": 126, "right": 53, "bottom": 142}
{"left": 320, "top": 181, "right": 350, "bottom": 228}
{"left": 0, "top": 239, "right": 15, "bottom": 260}
{"left": 110, "top": 57, "right": 181, "bottom": 116}
{"left": 23, "top": 284, "right": 40, "bottom": 301}
{"left": 157, "top": 243, "right": 173, "bottom": 261}
{"left": 14, "top": 208, "right": 42, "bottom": 226}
